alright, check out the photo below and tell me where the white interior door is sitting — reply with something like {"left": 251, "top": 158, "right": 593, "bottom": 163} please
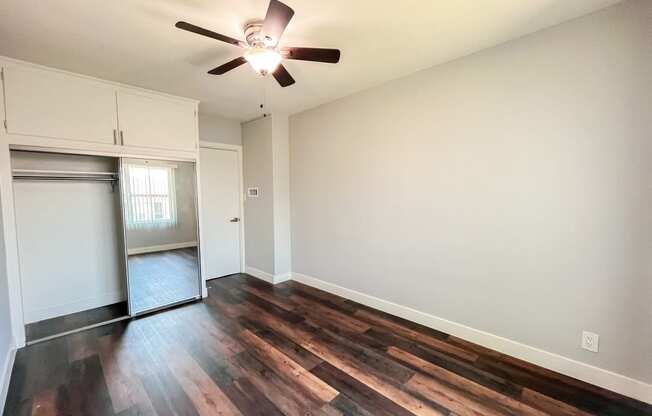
{"left": 199, "top": 147, "right": 242, "bottom": 278}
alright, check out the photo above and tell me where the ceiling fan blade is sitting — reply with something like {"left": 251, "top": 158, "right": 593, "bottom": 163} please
{"left": 175, "top": 21, "right": 245, "bottom": 48}
{"left": 208, "top": 57, "right": 248, "bottom": 75}
{"left": 281, "top": 47, "right": 340, "bottom": 64}
{"left": 272, "top": 64, "right": 296, "bottom": 87}
{"left": 261, "top": 0, "right": 295, "bottom": 44}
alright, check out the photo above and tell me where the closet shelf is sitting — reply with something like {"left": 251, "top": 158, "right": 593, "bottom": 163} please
{"left": 12, "top": 169, "right": 119, "bottom": 182}
{"left": 12, "top": 169, "right": 118, "bottom": 176}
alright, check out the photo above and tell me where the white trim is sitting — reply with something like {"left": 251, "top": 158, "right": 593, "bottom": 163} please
{"left": 193, "top": 114, "right": 208, "bottom": 299}
{"left": 238, "top": 147, "right": 246, "bottom": 274}
{"left": 0, "top": 77, "right": 26, "bottom": 347}
{"left": 291, "top": 272, "right": 652, "bottom": 405}
{"left": 198, "top": 144, "right": 246, "bottom": 277}
{"left": 246, "top": 267, "right": 291, "bottom": 285}
{"left": 0, "top": 339, "right": 16, "bottom": 413}
{"left": 8, "top": 140, "right": 198, "bottom": 162}
{"left": 194, "top": 142, "right": 208, "bottom": 298}
{"left": 199, "top": 141, "right": 242, "bottom": 152}
{"left": 127, "top": 241, "right": 198, "bottom": 255}
{"left": 123, "top": 159, "right": 178, "bottom": 168}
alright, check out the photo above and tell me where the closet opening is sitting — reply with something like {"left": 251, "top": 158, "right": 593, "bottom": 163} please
{"left": 11, "top": 150, "right": 202, "bottom": 344}
{"left": 11, "top": 150, "right": 129, "bottom": 343}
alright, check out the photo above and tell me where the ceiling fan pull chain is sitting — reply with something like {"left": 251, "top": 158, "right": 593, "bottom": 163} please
{"left": 259, "top": 77, "right": 266, "bottom": 117}
{"left": 264, "top": 75, "right": 270, "bottom": 116}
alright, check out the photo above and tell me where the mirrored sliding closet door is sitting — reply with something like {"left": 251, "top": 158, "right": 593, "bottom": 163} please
{"left": 120, "top": 158, "right": 202, "bottom": 315}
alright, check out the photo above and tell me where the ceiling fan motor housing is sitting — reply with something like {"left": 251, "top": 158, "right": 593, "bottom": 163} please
{"left": 244, "top": 21, "right": 274, "bottom": 48}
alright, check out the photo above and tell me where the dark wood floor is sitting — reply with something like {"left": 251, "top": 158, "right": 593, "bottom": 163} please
{"left": 5, "top": 274, "right": 651, "bottom": 415}
{"left": 128, "top": 247, "right": 200, "bottom": 313}
{"left": 25, "top": 302, "right": 128, "bottom": 343}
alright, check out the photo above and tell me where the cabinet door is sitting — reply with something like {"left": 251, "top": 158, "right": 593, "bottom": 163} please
{"left": 117, "top": 91, "right": 197, "bottom": 152}
{"left": 3, "top": 65, "right": 118, "bottom": 144}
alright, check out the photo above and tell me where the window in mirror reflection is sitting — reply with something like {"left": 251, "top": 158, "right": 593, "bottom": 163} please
{"left": 123, "top": 162, "right": 177, "bottom": 229}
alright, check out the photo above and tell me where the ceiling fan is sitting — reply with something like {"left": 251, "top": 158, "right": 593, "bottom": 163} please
{"left": 175, "top": 0, "right": 341, "bottom": 87}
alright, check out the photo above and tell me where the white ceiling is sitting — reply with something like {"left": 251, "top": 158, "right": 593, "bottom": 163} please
{"left": 0, "top": 0, "right": 621, "bottom": 121}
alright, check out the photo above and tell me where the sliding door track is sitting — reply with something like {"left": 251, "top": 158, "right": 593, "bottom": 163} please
{"left": 25, "top": 315, "right": 132, "bottom": 346}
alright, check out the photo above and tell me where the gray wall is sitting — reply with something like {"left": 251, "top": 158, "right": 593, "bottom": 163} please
{"left": 198, "top": 113, "right": 242, "bottom": 146}
{"left": 290, "top": 0, "right": 652, "bottom": 385}
{"left": 272, "top": 115, "right": 291, "bottom": 276}
{"left": 242, "top": 116, "right": 292, "bottom": 277}
{"left": 125, "top": 161, "right": 198, "bottom": 250}
{"left": 243, "top": 117, "right": 275, "bottom": 274}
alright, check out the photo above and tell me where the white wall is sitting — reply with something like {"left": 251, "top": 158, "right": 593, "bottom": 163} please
{"left": 198, "top": 113, "right": 242, "bottom": 146}
{"left": 290, "top": 0, "right": 652, "bottom": 391}
{"left": 12, "top": 152, "right": 126, "bottom": 323}
{"left": 125, "top": 161, "right": 198, "bottom": 251}
{"left": 0, "top": 181, "right": 13, "bottom": 411}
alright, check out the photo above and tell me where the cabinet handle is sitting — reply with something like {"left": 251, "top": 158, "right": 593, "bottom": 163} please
{"left": 119, "top": 130, "right": 124, "bottom": 145}
{"left": 113, "top": 129, "right": 118, "bottom": 145}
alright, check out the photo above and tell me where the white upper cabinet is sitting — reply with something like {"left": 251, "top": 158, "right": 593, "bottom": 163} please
{"left": 117, "top": 90, "right": 197, "bottom": 152}
{"left": 3, "top": 65, "right": 118, "bottom": 144}
{"left": 1, "top": 60, "right": 199, "bottom": 156}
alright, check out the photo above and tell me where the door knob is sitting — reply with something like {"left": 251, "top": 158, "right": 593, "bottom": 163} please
{"left": 229, "top": 217, "right": 240, "bottom": 223}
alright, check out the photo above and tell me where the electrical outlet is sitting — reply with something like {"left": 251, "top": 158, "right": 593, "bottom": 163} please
{"left": 581, "top": 331, "right": 599, "bottom": 353}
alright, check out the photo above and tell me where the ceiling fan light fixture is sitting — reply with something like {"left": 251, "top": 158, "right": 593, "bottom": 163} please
{"left": 176, "top": 0, "right": 341, "bottom": 87}
{"left": 244, "top": 48, "right": 282, "bottom": 76}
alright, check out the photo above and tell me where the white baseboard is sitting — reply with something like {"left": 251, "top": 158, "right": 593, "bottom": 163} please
{"left": 127, "top": 241, "right": 198, "bottom": 255}
{"left": 246, "top": 267, "right": 291, "bottom": 285}
{"left": 274, "top": 272, "right": 292, "bottom": 284}
{"left": 291, "top": 272, "right": 652, "bottom": 405}
{"left": 0, "top": 338, "right": 16, "bottom": 414}
{"left": 245, "top": 266, "right": 275, "bottom": 283}
{"left": 24, "top": 290, "right": 126, "bottom": 324}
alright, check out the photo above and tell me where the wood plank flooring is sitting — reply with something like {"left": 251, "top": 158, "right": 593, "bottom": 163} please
{"left": 25, "top": 302, "right": 128, "bottom": 343}
{"left": 4, "top": 274, "right": 651, "bottom": 416}
{"left": 128, "top": 247, "right": 200, "bottom": 313}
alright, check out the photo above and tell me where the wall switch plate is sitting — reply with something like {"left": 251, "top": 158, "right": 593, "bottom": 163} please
{"left": 581, "top": 331, "right": 599, "bottom": 353}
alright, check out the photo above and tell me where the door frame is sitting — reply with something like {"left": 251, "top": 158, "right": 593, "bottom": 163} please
{"left": 198, "top": 141, "right": 245, "bottom": 281}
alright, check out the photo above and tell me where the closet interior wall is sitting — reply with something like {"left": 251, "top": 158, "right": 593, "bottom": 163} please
{"left": 11, "top": 150, "right": 128, "bottom": 341}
